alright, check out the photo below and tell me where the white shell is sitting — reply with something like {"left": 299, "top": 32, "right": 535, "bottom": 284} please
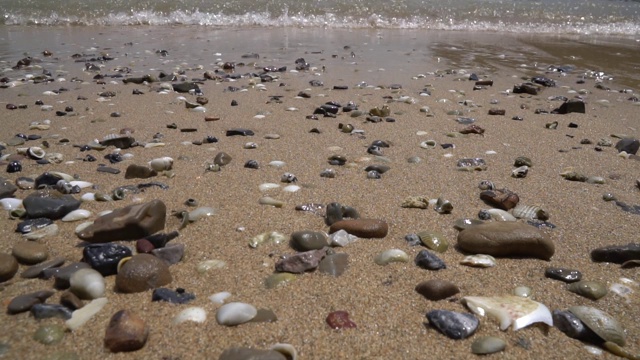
{"left": 23, "top": 224, "right": 59, "bottom": 240}
{"left": 209, "top": 291, "right": 232, "bottom": 304}
{"left": 463, "top": 295, "right": 553, "bottom": 331}
{"left": 216, "top": 302, "right": 257, "bottom": 326}
{"left": 268, "top": 160, "right": 286, "bottom": 168}
{"left": 191, "top": 106, "right": 206, "bottom": 112}
{"left": 187, "top": 207, "right": 216, "bottom": 221}
{"left": 460, "top": 254, "right": 496, "bottom": 268}
{"left": 62, "top": 209, "right": 92, "bottom": 222}
{"left": 149, "top": 157, "right": 173, "bottom": 171}
{"left": 65, "top": 297, "right": 108, "bottom": 331}
{"left": 0, "top": 198, "right": 23, "bottom": 211}
{"left": 49, "top": 171, "right": 75, "bottom": 182}
{"left": 173, "top": 307, "right": 207, "bottom": 324}
{"left": 259, "top": 183, "right": 280, "bottom": 192}
{"left": 283, "top": 185, "right": 300, "bottom": 193}
{"left": 70, "top": 268, "right": 105, "bottom": 300}
{"left": 485, "top": 208, "right": 517, "bottom": 221}
{"left": 81, "top": 193, "right": 96, "bottom": 202}
{"left": 374, "top": 249, "right": 409, "bottom": 265}
{"left": 271, "top": 343, "right": 298, "bottom": 360}
{"left": 69, "top": 181, "right": 93, "bottom": 189}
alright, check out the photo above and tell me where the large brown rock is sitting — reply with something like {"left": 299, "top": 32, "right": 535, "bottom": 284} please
{"left": 104, "top": 310, "right": 149, "bottom": 352}
{"left": 329, "top": 219, "right": 388, "bottom": 238}
{"left": 116, "top": 254, "right": 172, "bottom": 293}
{"left": 457, "top": 222, "right": 554, "bottom": 260}
{"left": 0, "top": 253, "right": 19, "bottom": 282}
{"left": 77, "top": 200, "right": 166, "bottom": 243}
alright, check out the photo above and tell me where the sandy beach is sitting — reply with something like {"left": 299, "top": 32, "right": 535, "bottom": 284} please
{"left": 0, "top": 27, "right": 638, "bottom": 359}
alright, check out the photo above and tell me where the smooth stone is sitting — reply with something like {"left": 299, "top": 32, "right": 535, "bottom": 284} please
{"left": 124, "top": 164, "right": 157, "bottom": 179}
{"left": 33, "top": 324, "right": 65, "bottom": 345}
{"left": 0, "top": 253, "right": 19, "bottom": 282}
{"left": 552, "top": 310, "right": 599, "bottom": 342}
{"left": 0, "top": 177, "right": 18, "bottom": 198}
{"left": 264, "top": 273, "right": 297, "bottom": 289}
{"left": 318, "top": 253, "right": 349, "bottom": 276}
{"left": 290, "top": 231, "right": 328, "bottom": 251}
{"left": 101, "top": 135, "right": 135, "bottom": 149}
{"left": 21, "top": 257, "right": 65, "bottom": 279}
{"left": 66, "top": 297, "right": 108, "bottom": 331}
{"left": 7, "top": 290, "right": 55, "bottom": 314}
{"left": 209, "top": 291, "right": 231, "bottom": 304}
{"left": 614, "top": 138, "right": 639, "bottom": 155}
{"left": 453, "top": 218, "right": 484, "bottom": 230}
{"left": 415, "top": 250, "right": 446, "bottom": 270}
{"left": 457, "top": 222, "right": 554, "bottom": 260}
{"left": 415, "top": 280, "right": 460, "bottom": 300}
{"left": 514, "top": 286, "right": 532, "bottom": 297}
{"left": 152, "top": 288, "right": 195, "bottom": 304}
{"left": 567, "top": 280, "right": 608, "bottom": 300}
{"left": 30, "top": 303, "right": 73, "bottom": 320}
{"left": 116, "top": 254, "right": 172, "bottom": 293}
{"left": 23, "top": 190, "right": 81, "bottom": 220}
{"left": 226, "top": 128, "right": 255, "bottom": 136}
{"left": 329, "top": 219, "right": 388, "bottom": 238}
{"left": 104, "top": 310, "right": 149, "bottom": 352}
{"left": 219, "top": 347, "right": 287, "bottom": 360}
{"left": 83, "top": 243, "right": 132, "bottom": 276}
{"left": 249, "top": 308, "right": 278, "bottom": 323}
{"left": 328, "top": 229, "right": 359, "bottom": 247}
{"left": 48, "top": 262, "right": 91, "bottom": 289}
{"left": 77, "top": 199, "right": 166, "bottom": 242}
{"left": 151, "top": 243, "right": 185, "bottom": 265}
{"left": 275, "top": 248, "right": 328, "bottom": 273}
{"left": 60, "top": 291, "right": 84, "bottom": 310}
{"left": 591, "top": 243, "right": 640, "bottom": 264}
{"left": 214, "top": 152, "right": 232, "bottom": 166}
{"left": 136, "top": 239, "right": 155, "bottom": 253}
{"left": 69, "top": 268, "right": 105, "bottom": 300}
{"left": 374, "top": 249, "right": 409, "bottom": 265}
{"left": 545, "top": 267, "right": 582, "bottom": 283}
{"left": 471, "top": 336, "right": 507, "bottom": 355}
{"left": 554, "top": 99, "right": 585, "bottom": 114}
{"left": 326, "top": 310, "right": 357, "bottom": 329}
{"left": 216, "top": 302, "right": 257, "bottom": 326}
{"left": 12, "top": 241, "right": 48, "bottom": 265}
{"left": 173, "top": 307, "right": 207, "bottom": 324}
{"left": 426, "top": 310, "right": 479, "bottom": 339}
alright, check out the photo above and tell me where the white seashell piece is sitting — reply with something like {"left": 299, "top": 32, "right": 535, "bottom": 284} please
{"left": 0, "top": 198, "right": 23, "bottom": 211}
{"left": 69, "top": 181, "right": 93, "bottom": 189}
{"left": 216, "top": 302, "right": 257, "bottom": 326}
{"left": 271, "top": 343, "right": 298, "bottom": 360}
{"left": 75, "top": 221, "right": 94, "bottom": 235}
{"left": 485, "top": 208, "right": 517, "bottom": 221}
{"left": 173, "top": 307, "right": 207, "bottom": 324}
{"left": 268, "top": 160, "right": 286, "bottom": 168}
{"left": 329, "top": 230, "right": 358, "bottom": 247}
{"left": 283, "top": 185, "right": 301, "bottom": 193}
{"left": 463, "top": 295, "right": 553, "bottom": 331}
{"left": 259, "top": 183, "right": 280, "bottom": 192}
{"left": 66, "top": 297, "right": 108, "bottom": 331}
{"left": 374, "top": 249, "right": 409, "bottom": 265}
{"left": 209, "top": 292, "right": 232, "bottom": 304}
{"left": 62, "top": 209, "right": 92, "bottom": 222}
{"left": 460, "top": 254, "right": 496, "bottom": 268}
{"left": 187, "top": 207, "right": 216, "bottom": 221}
{"left": 149, "top": 157, "right": 173, "bottom": 171}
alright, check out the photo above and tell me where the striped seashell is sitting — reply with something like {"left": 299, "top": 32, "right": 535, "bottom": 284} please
{"left": 511, "top": 204, "right": 549, "bottom": 221}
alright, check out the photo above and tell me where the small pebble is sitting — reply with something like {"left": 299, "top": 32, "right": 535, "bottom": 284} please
{"left": 471, "top": 336, "right": 507, "bottom": 354}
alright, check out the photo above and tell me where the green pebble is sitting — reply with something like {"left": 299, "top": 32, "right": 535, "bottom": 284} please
{"left": 33, "top": 324, "right": 65, "bottom": 345}
{"left": 265, "top": 273, "right": 297, "bottom": 289}
{"left": 471, "top": 336, "right": 506, "bottom": 355}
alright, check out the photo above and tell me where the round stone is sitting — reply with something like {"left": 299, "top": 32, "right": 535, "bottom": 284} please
{"left": 116, "top": 254, "right": 172, "bottom": 293}
{"left": 415, "top": 279, "right": 460, "bottom": 300}
{"left": 0, "top": 254, "right": 19, "bottom": 282}
{"left": 12, "top": 242, "right": 49, "bottom": 265}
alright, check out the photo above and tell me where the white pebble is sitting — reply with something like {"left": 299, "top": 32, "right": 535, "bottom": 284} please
{"left": 216, "top": 302, "right": 257, "bottom": 326}
{"left": 62, "top": 209, "right": 92, "bottom": 222}
{"left": 69, "top": 180, "right": 93, "bottom": 188}
{"left": 259, "top": 183, "right": 280, "bottom": 192}
{"left": 66, "top": 298, "right": 108, "bottom": 331}
{"left": 0, "top": 198, "right": 23, "bottom": 211}
{"left": 173, "top": 307, "right": 207, "bottom": 324}
{"left": 70, "top": 268, "right": 105, "bottom": 300}
{"left": 283, "top": 185, "right": 300, "bottom": 193}
{"left": 191, "top": 106, "right": 206, "bottom": 112}
{"left": 268, "top": 160, "right": 286, "bottom": 168}
{"left": 209, "top": 292, "right": 232, "bottom": 304}
{"left": 81, "top": 193, "right": 96, "bottom": 202}
{"left": 254, "top": 114, "right": 266, "bottom": 119}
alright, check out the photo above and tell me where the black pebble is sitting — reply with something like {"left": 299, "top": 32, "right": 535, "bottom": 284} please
{"left": 83, "top": 243, "right": 132, "bottom": 276}
{"left": 152, "top": 288, "right": 195, "bottom": 304}
{"left": 7, "top": 161, "right": 22, "bottom": 173}
{"left": 415, "top": 250, "right": 446, "bottom": 270}
{"left": 544, "top": 267, "right": 582, "bottom": 283}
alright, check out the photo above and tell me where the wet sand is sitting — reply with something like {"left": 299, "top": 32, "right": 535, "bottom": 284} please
{"left": 0, "top": 27, "right": 639, "bottom": 360}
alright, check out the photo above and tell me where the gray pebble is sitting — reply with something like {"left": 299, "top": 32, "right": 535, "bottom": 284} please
{"left": 471, "top": 336, "right": 506, "bottom": 354}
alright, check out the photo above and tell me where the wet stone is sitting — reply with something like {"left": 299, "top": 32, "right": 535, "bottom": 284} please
{"left": 545, "top": 267, "right": 582, "bottom": 283}
{"left": 426, "top": 310, "right": 479, "bottom": 339}
{"left": 83, "top": 243, "right": 132, "bottom": 276}
{"left": 152, "top": 288, "right": 195, "bottom": 304}
{"left": 116, "top": 254, "right": 172, "bottom": 293}
{"left": 7, "top": 290, "right": 54, "bottom": 314}
{"left": 104, "top": 310, "right": 149, "bottom": 352}
{"left": 415, "top": 250, "right": 446, "bottom": 270}
{"left": 30, "top": 303, "right": 73, "bottom": 320}
{"left": 318, "top": 253, "right": 349, "bottom": 277}
{"left": 0, "top": 254, "right": 19, "bottom": 282}
{"left": 23, "top": 190, "right": 81, "bottom": 220}
{"left": 415, "top": 279, "right": 459, "bottom": 300}
{"left": 12, "top": 241, "right": 48, "bottom": 264}
{"left": 591, "top": 243, "right": 640, "bottom": 264}
{"left": 21, "top": 257, "right": 65, "bottom": 279}
{"left": 326, "top": 311, "right": 357, "bottom": 329}
{"left": 77, "top": 199, "right": 166, "bottom": 243}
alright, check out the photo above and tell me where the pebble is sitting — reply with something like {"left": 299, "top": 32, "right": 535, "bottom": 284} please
{"left": 173, "top": 307, "right": 207, "bottom": 324}
{"left": 152, "top": 243, "right": 185, "bottom": 265}
{"left": 60, "top": 291, "right": 84, "bottom": 310}
{"left": 545, "top": 267, "right": 582, "bottom": 283}
{"left": 116, "top": 254, "right": 172, "bottom": 293}
{"left": 104, "top": 310, "right": 149, "bottom": 352}
{"left": 82, "top": 243, "right": 132, "bottom": 276}
{"left": 33, "top": 324, "right": 65, "bottom": 345}
{"left": 374, "top": 249, "right": 409, "bottom": 265}
{"left": 471, "top": 336, "right": 507, "bottom": 354}
{"left": 460, "top": 254, "right": 496, "bottom": 268}
{"left": 22, "top": 190, "right": 81, "bottom": 220}
{"left": 514, "top": 286, "right": 532, "bottom": 297}
{"left": 275, "top": 248, "right": 327, "bottom": 273}
{"left": 318, "top": 253, "right": 349, "bottom": 276}
{"left": 415, "top": 250, "right": 446, "bottom": 270}
{"left": 12, "top": 241, "right": 49, "bottom": 264}
{"left": 290, "top": 231, "right": 329, "bottom": 251}
{"left": 329, "top": 219, "right": 388, "bottom": 238}
{"left": 415, "top": 279, "right": 460, "bottom": 300}
{"left": 264, "top": 273, "right": 297, "bottom": 289}
{"left": 216, "top": 302, "right": 257, "bottom": 326}
{"left": 567, "top": 280, "right": 608, "bottom": 300}
{"left": 0, "top": 253, "right": 19, "bottom": 282}
{"left": 69, "top": 268, "right": 105, "bottom": 299}
{"left": 326, "top": 311, "right": 357, "bottom": 329}
{"left": 47, "top": 262, "right": 91, "bottom": 289}
{"left": 249, "top": 308, "right": 279, "bottom": 323}
{"left": 591, "top": 243, "right": 640, "bottom": 264}
{"left": 7, "top": 290, "right": 55, "bottom": 314}
{"left": 457, "top": 222, "right": 554, "bottom": 260}
{"left": 30, "top": 303, "right": 73, "bottom": 320}
{"left": 426, "top": 310, "right": 479, "bottom": 339}
{"left": 21, "top": 257, "right": 65, "bottom": 279}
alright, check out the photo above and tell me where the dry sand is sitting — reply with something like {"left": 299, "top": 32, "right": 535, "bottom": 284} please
{"left": 0, "top": 27, "right": 638, "bottom": 359}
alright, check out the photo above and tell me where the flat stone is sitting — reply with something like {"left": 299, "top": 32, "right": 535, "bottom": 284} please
{"left": 23, "top": 190, "right": 81, "bottom": 220}
{"left": 77, "top": 199, "right": 166, "bottom": 243}
{"left": 0, "top": 177, "right": 18, "bottom": 198}
{"left": 591, "top": 243, "right": 640, "bottom": 264}
{"left": 116, "top": 254, "right": 172, "bottom": 293}
{"left": 290, "top": 231, "right": 329, "bottom": 251}
{"left": 12, "top": 241, "right": 48, "bottom": 264}
{"left": 615, "top": 138, "right": 639, "bottom": 155}
{"left": 83, "top": 243, "right": 132, "bottom": 276}
{"left": 426, "top": 310, "right": 479, "bottom": 339}
{"left": 151, "top": 243, "right": 184, "bottom": 265}
{"left": 318, "top": 253, "right": 349, "bottom": 276}
{"left": 415, "top": 279, "right": 460, "bottom": 300}
{"left": 545, "top": 267, "right": 582, "bottom": 283}
{"left": 457, "top": 222, "right": 554, "bottom": 260}
{"left": 219, "top": 347, "right": 287, "bottom": 360}
{"left": 0, "top": 253, "right": 19, "bottom": 282}
{"left": 554, "top": 99, "right": 585, "bottom": 114}
{"left": 226, "top": 128, "right": 254, "bottom": 136}
{"left": 100, "top": 135, "right": 135, "bottom": 149}
{"left": 21, "top": 257, "right": 65, "bottom": 278}
{"left": 329, "top": 219, "right": 388, "bottom": 238}
{"left": 104, "top": 310, "right": 149, "bottom": 352}
{"left": 124, "top": 164, "right": 157, "bottom": 179}
{"left": 275, "top": 248, "right": 328, "bottom": 273}
{"left": 30, "top": 303, "right": 73, "bottom": 320}
{"left": 7, "top": 290, "right": 55, "bottom": 314}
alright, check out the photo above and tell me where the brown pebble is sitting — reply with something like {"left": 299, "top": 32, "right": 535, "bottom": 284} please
{"left": 12, "top": 241, "right": 49, "bottom": 265}
{"left": 116, "top": 254, "right": 172, "bottom": 293}
{"left": 205, "top": 116, "right": 220, "bottom": 121}
{"left": 214, "top": 152, "right": 232, "bottom": 166}
{"left": 0, "top": 253, "right": 19, "bottom": 282}
{"left": 60, "top": 291, "right": 84, "bottom": 310}
{"left": 136, "top": 239, "right": 155, "bottom": 254}
{"left": 329, "top": 219, "right": 388, "bottom": 238}
{"left": 415, "top": 279, "right": 460, "bottom": 300}
{"left": 104, "top": 310, "right": 149, "bottom": 352}
{"left": 7, "top": 290, "right": 55, "bottom": 314}
{"left": 326, "top": 310, "right": 357, "bottom": 329}
{"left": 249, "top": 308, "right": 278, "bottom": 323}
{"left": 488, "top": 109, "right": 506, "bottom": 115}
{"left": 21, "top": 257, "right": 65, "bottom": 279}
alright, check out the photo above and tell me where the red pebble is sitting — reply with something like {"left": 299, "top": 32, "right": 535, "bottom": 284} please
{"left": 326, "top": 311, "right": 357, "bottom": 329}
{"left": 136, "top": 239, "right": 155, "bottom": 254}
